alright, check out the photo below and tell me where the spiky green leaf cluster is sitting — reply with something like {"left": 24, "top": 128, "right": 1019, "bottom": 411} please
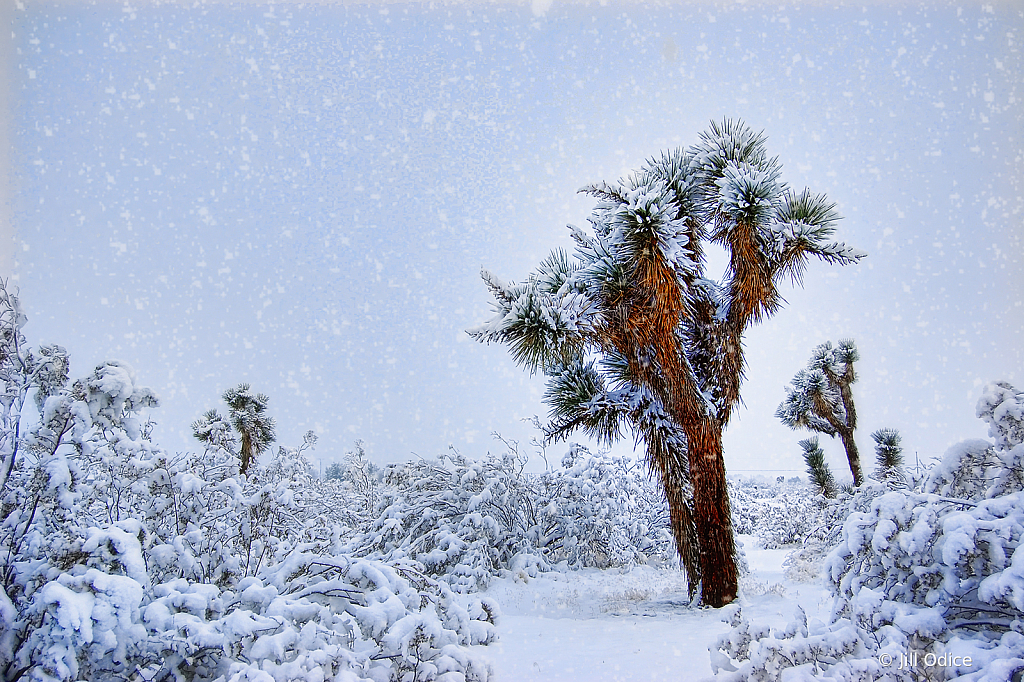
{"left": 871, "top": 428, "right": 907, "bottom": 490}
{"left": 192, "top": 409, "right": 238, "bottom": 451}
{"left": 542, "top": 361, "right": 624, "bottom": 447}
{"left": 800, "top": 437, "right": 836, "bottom": 499}
{"left": 223, "top": 384, "right": 275, "bottom": 448}
{"left": 468, "top": 253, "right": 591, "bottom": 374}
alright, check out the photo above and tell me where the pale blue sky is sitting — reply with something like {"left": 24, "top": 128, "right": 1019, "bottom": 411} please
{"left": 3, "top": 0, "right": 1022, "bottom": 479}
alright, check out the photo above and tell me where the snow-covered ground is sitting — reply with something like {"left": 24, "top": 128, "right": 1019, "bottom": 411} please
{"left": 475, "top": 536, "right": 832, "bottom": 681}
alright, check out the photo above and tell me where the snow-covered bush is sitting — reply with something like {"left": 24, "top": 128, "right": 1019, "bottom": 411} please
{"left": 729, "top": 478, "right": 820, "bottom": 549}
{"left": 709, "top": 380, "right": 1024, "bottom": 681}
{"left": 977, "top": 381, "right": 1024, "bottom": 452}
{"left": 780, "top": 480, "right": 888, "bottom": 584}
{"left": 346, "top": 446, "right": 538, "bottom": 593}
{"left": 347, "top": 440, "right": 674, "bottom": 592}
{"left": 532, "top": 444, "right": 673, "bottom": 568}
{"left": 319, "top": 440, "right": 384, "bottom": 529}
{"left": 1, "top": 358, "right": 162, "bottom": 681}
{"left": 5, "top": 415, "right": 497, "bottom": 681}
{"left": 15, "top": 523, "right": 150, "bottom": 682}
{"left": 142, "top": 554, "right": 495, "bottom": 682}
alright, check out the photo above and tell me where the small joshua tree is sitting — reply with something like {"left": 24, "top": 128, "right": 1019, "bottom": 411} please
{"left": 871, "top": 428, "right": 907, "bottom": 490}
{"left": 223, "top": 384, "right": 275, "bottom": 475}
{"left": 777, "top": 339, "right": 864, "bottom": 486}
{"left": 800, "top": 437, "right": 836, "bottom": 499}
{"left": 194, "top": 384, "right": 275, "bottom": 475}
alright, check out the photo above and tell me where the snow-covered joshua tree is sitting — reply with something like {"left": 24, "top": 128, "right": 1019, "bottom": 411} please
{"left": 776, "top": 339, "right": 865, "bottom": 486}
{"left": 471, "top": 119, "right": 864, "bottom": 607}
{"left": 193, "top": 383, "right": 275, "bottom": 475}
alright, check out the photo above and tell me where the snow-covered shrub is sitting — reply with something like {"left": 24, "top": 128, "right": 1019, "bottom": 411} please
{"left": 339, "top": 440, "right": 382, "bottom": 514}
{"left": 348, "top": 440, "right": 674, "bottom": 591}
{"left": 709, "top": 380, "right": 1024, "bottom": 681}
{"left": 5, "top": 409, "right": 497, "bottom": 682}
{"left": 143, "top": 554, "right": 495, "bottom": 682}
{"left": 1, "top": 357, "right": 162, "bottom": 682}
{"left": 729, "top": 483, "right": 759, "bottom": 537}
{"left": 977, "top": 381, "right": 1024, "bottom": 452}
{"left": 312, "top": 440, "right": 385, "bottom": 533}
{"left": 781, "top": 480, "right": 889, "bottom": 583}
{"left": 729, "top": 478, "right": 820, "bottom": 549}
{"left": 135, "top": 442, "right": 495, "bottom": 682}
{"left": 15, "top": 523, "right": 150, "bottom": 682}
{"left": 346, "top": 446, "right": 538, "bottom": 593}
{"left": 531, "top": 444, "right": 673, "bottom": 568}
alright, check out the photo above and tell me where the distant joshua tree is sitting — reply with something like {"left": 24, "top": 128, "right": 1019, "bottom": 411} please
{"left": 472, "top": 120, "right": 863, "bottom": 607}
{"left": 324, "top": 462, "right": 344, "bottom": 482}
{"left": 777, "top": 339, "right": 865, "bottom": 486}
{"left": 193, "top": 383, "right": 275, "bottom": 475}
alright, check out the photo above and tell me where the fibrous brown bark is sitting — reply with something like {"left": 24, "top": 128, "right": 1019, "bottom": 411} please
{"left": 648, "top": 439, "right": 701, "bottom": 601}
{"left": 240, "top": 432, "right": 253, "bottom": 475}
{"left": 682, "top": 417, "right": 737, "bottom": 608}
{"left": 620, "top": 238, "right": 739, "bottom": 608}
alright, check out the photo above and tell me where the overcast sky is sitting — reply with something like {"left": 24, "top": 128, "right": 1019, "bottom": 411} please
{"left": 2, "top": 0, "right": 1021, "bottom": 480}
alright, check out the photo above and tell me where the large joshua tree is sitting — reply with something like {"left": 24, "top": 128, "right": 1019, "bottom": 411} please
{"left": 471, "top": 120, "right": 863, "bottom": 607}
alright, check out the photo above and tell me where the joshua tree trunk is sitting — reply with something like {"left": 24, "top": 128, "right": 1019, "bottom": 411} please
{"left": 683, "top": 417, "right": 738, "bottom": 608}
{"left": 837, "top": 375, "right": 863, "bottom": 486}
{"left": 239, "top": 432, "right": 253, "bottom": 475}
{"left": 838, "top": 427, "right": 863, "bottom": 487}
{"left": 649, "top": 441, "right": 701, "bottom": 601}
{"left": 633, "top": 277, "right": 738, "bottom": 608}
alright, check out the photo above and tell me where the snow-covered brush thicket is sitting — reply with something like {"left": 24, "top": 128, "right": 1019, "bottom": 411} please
{"left": 344, "top": 441, "right": 675, "bottom": 593}
{"left": 0, "top": 282, "right": 496, "bottom": 682}
{"left": 709, "top": 380, "right": 1024, "bottom": 682}
{"left": 729, "top": 479, "right": 820, "bottom": 550}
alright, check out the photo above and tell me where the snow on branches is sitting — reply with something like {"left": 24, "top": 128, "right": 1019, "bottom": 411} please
{"left": 0, "top": 273, "right": 677, "bottom": 681}
{"left": 345, "top": 440, "right": 674, "bottom": 593}
{"left": 473, "top": 119, "right": 864, "bottom": 608}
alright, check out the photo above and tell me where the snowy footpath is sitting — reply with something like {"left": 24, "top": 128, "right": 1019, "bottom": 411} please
{"left": 472, "top": 536, "right": 831, "bottom": 681}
